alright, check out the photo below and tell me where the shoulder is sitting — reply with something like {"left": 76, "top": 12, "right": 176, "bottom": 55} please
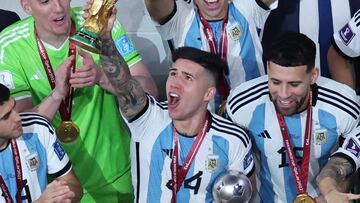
{"left": 0, "top": 17, "right": 34, "bottom": 46}
{"left": 20, "top": 112, "right": 55, "bottom": 135}
{"left": 210, "top": 114, "right": 251, "bottom": 148}
{"left": 315, "top": 77, "right": 360, "bottom": 120}
{"left": 227, "top": 75, "right": 269, "bottom": 116}
{"left": 332, "top": 9, "right": 360, "bottom": 58}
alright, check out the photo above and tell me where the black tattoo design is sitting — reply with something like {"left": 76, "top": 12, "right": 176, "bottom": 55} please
{"left": 316, "top": 156, "right": 354, "bottom": 191}
{"left": 100, "top": 38, "right": 147, "bottom": 120}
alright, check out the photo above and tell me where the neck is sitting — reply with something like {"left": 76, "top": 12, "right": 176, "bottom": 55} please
{"left": 173, "top": 110, "right": 208, "bottom": 137}
{"left": 35, "top": 24, "right": 69, "bottom": 49}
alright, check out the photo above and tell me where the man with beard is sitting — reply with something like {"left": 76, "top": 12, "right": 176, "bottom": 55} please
{"left": 226, "top": 32, "right": 360, "bottom": 203}
{"left": 95, "top": 5, "right": 255, "bottom": 202}
{"left": 145, "top": 0, "right": 277, "bottom": 114}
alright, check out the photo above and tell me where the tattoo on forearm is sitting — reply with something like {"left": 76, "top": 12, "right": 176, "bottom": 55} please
{"left": 317, "top": 156, "right": 354, "bottom": 185}
{"left": 100, "top": 38, "right": 147, "bottom": 120}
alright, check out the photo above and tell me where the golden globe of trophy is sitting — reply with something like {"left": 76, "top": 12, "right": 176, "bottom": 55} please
{"left": 70, "top": 0, "right": 117, "bottom": 54}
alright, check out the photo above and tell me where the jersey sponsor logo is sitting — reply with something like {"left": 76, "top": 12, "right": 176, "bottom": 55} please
{"left": 243, "top": 151, "right": 253, "bottom": 170}
{"left": 0, "top": 70, "right": 15, "bottom": 89}
{"left": 26, "top": 153, "right": 40, "bottom": 172}
{"left": 115, "top": 35, "right": 135, "bottom": 57}
{"left": 345, "top": 138, "right": 360, "bottom": 158}
{"left": 205, "top": 155, "right": 219, "bottom": 173}
{"left": 339, "top": 23, "right": 355, "bottom": 46}
{"left": 228, "top": 23, "right": 242, "bottom": 41}
{"left": 53, "top": 140, "right": 66, "bottom": 161}
{"left": 314, "top": 129, "right": 327, "bottom": 145}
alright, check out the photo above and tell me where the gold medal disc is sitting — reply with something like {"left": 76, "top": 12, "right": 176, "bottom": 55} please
{"left": 56, "top": 121, "right": 80, "bottom": 143}
{"left": 293, "top": 193, "right": 316, "bottom": 203}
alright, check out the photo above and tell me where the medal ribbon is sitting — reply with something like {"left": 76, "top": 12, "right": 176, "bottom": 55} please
{"left": 35, "top": 23, "right": 76, "bottom": 121}
{"left": 276, "top": 92, "right": 313, "bottom": 194}
{"left": 198, "top": 9, "right": 230, "bottom": 114}
{"left": 0, "top": 140, "right": 24, "bottom": 203}
{"left": 171, "top": 113, "right": 210, "bottom": 203}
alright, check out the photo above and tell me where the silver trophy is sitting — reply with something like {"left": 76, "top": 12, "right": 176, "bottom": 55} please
{"left": 212, "top": 170, "right": 252, "bottom": 203}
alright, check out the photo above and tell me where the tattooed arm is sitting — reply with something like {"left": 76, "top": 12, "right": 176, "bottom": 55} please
{"left": 316, "top": 156, "right": 360, "bottom": 203}
{"left": 98, "top": 7, "right": 147, "bottom": 121}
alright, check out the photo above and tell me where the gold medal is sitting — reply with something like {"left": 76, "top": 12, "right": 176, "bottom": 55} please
{"left": 293, "top": 193, "right": 316, "bottom": 203}
{"left": 56, "top": 121, "right": 80, "bottom": 143}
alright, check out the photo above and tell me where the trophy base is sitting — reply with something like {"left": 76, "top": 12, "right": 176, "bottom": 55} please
{"left": 69, "top": 28, "right": 101, "bottom": 54}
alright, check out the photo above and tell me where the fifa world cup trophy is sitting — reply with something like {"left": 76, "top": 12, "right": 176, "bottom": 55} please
{"left": 212, "top": 170, "right": 252, "bottom": 203}
{"left": 69, "top": 0, "right": 117, "bottom": 53}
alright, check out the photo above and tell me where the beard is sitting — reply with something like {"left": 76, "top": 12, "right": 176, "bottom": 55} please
{"left": 271, "top": 94, "right": 309, "bottom": 116}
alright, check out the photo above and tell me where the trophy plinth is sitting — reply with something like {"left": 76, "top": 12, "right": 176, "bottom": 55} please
{"left": 70, "top": 28, "right": 101, "bottom": 54}
{"left": 69, "top": 0, "right": 117, "bottom": 54}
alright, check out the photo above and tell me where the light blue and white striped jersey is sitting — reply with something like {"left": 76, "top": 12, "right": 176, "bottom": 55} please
{"left": 155, "top": 0, "right": 277, "bottom": 112}
{"left": 333, "top": 9, "right": 360, "bottom": 58}
{"left": 226, "top": 75, "right": 360, "bottom": 203}
{"left": 262, "top": 0, "right": 360, "bottom": 78}
{"left": 124, "top": 96, "right": 254, "bottom": 203}
{"left": 0, "top": 113, "right": 71, "bottom": 203}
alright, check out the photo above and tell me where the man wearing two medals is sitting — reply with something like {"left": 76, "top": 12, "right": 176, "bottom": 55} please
{"left": 95, "top": 5, "right": 256, "bottom": 202}
{"left": 226, "top": 32, "right": 360, "bottom": 203}
{"left": 145, "top": 0, "right": 278, "bottom": 114}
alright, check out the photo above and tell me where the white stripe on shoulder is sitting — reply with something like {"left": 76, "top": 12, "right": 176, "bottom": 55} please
{"left": 228, "top": 80, "right": 268, "bottom": 115}
{"left": 317, "top": 82, "right": 360, "bottom": 120}
{"left": 0, "top": 23, "right": 29, "bottom": 43}
{"left": 20, "top": 112, "right": 55, "bottom": 134}
{"left": 211, "top": 115, "right": 250, "bottom": 147}
{"left": 0, "top": 23, "right": 31, "bottom": 64}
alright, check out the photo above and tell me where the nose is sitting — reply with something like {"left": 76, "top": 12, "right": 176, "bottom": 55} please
{"left": 53, "top": 0, "right": 65, "bottom": 12}
{"left": 11, "top": 110, "right": 21, "bottom": 123}
{"left": 278, "top": 84, "right": 291, "bottom": 99}
{"left": 166, "top": 75, "right": 181, "bottom": 90}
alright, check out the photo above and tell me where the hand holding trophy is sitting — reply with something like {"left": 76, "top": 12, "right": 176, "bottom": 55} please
{"left": 70, "top": 0, "right": 117, "bottom": 53}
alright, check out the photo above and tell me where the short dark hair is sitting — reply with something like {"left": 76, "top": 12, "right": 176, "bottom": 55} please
{"left": 0, "top": 83, "right": 10, "bottom": 105}
{"left": 266, "top": 32, "right": 316, "bottom": 72}
{"left": 172, "top": 47, "right": 228, "bottom": 88}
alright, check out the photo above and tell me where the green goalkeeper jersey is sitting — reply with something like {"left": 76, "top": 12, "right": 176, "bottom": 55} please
{"left": 0, "top": 7, "right": 138, "bottom": 202}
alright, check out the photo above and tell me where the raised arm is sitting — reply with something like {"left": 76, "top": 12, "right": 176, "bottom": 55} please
{"left": 316, "top": 156, "right": 360, "bottom": 203}
{"left": 328, "top": 45, "right": 356, "bottom": 89}
{"left": 98, "top": 9, "right": 147, "bottom": 120}
{"left": 144, "top": 0, "right": 175, "bottom": 24}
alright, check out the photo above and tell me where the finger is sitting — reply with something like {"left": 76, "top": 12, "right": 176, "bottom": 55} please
{"left": 83, "top": 0, "right": 93, "bottom": 19}
{"left": 70, "top": 78, "right": 95, "bottom": 88}
{"left": 348, "top": 193, "right": 360, "bottom": 200}
{"left": 78, "top": 49, "right": 95, "bottom": 65}
{"left": 106, "top": 7, "right": 117, "bottom": 33}
{"left": 51, "top": 191, "right": 75, "bottom": 203}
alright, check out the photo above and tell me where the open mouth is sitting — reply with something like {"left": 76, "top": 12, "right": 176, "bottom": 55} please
{"left": 53, "top": 16, "right": 65, "bottom": 24}
{"left": 168, "top": 92, "right": 180, "bottom": 107}
{"left": 204, "top": 0, "right": 219, "bottom": 3}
